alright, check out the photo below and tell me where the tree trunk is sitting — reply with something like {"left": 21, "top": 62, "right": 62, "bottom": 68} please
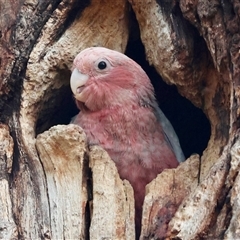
{"left": 0, "top": 0, "right": 239, "bottom": 239}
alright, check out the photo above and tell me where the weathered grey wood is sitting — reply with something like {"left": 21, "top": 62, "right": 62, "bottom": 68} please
{"left": 89, "top": 146, "right": 135, "bottom": 240}
{"left": 141, "top": 154, "right": 199, "bottom": 239}
{"left": 36, "top": 124, "right": 88, "bottom": 239}
{"left": 1, "top": 0, "right": 240, "bottom": 239}
{"left": 0, "top": 124, "right": 17, "bottom": 239}
{"left": 169, "top": 148, "right": 229, "bottom": 239}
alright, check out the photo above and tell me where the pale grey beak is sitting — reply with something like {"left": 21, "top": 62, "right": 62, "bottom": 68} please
{"left": 70, "top": 68, "right": 89, "bottom": 101}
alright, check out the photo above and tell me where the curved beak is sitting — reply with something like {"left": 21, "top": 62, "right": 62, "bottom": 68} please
{"left": 70, "top": 68, "right": 89, "bottom": 101}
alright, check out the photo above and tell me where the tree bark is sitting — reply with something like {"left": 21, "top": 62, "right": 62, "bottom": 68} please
{"left": 0, "top": 0, "right": 240, "bottom": 239}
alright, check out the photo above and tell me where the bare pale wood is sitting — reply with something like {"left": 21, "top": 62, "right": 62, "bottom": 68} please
{"left": 36, "top": 124, "right": 88, "bottom": 239}
{"left": 89, "top": 146, "right": 135, "bottom": 240}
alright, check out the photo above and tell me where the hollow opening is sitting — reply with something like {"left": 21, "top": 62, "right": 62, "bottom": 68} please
{"left": 36, "top": 38, "right": 211, "bottom": 159}
{"left": 36, "top": 16, "right": 211, "bottom": 159}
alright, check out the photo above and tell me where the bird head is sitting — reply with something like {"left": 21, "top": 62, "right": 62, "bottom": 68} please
{"left": 70, "top": 47, "right": 155, "bottom": 111}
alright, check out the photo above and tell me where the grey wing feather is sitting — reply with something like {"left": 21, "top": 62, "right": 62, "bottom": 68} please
{"left": 153, "top": 103, "right": 185, "bottom": 162}
{"left": 70, "top": 114, "right": 77, "bottom": 123}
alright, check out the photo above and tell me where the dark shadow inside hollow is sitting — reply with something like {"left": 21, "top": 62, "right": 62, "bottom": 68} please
{"left": 35, "top": 83, "right": 78, "bottom": 136}
{"left": 125, "top": 39, "right": 211, "bottom": 159}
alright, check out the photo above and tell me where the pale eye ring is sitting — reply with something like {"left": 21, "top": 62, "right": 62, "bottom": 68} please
{"left": 98, "top": 61, "right": 107, "bottom": 70}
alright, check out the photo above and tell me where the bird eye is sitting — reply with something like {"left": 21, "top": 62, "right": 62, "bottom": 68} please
{"left": 97, "top": 61, "right": 107, "bottom": 70}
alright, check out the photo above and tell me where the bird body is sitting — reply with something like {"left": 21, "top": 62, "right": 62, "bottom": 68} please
{"left": 70, "top": 47, "right": 184, "bottom": 237}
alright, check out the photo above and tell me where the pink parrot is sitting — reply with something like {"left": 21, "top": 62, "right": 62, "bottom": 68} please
{"left": 70, "top": 47, "right": 184, "bottom": 238}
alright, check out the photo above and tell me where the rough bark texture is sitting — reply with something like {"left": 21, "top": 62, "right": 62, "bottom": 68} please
{"left": 0, "top": 124, "right": 17, "bottom": 239}
{"left": 141, "top": 154, "right": 200, "bottom": 239}
{"left": 1, "top": 0, "right": 240, "bottom": 239}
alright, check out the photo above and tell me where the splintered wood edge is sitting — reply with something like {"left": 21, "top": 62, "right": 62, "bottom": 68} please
{"left": 36, "top": 124, "right": 88, "bottom": 239}
{"left": 141, "top": 154, "right": 200, "bottom": 239}
{"left": 89, "top": 145, "right": 135, "bottom": 240}
{"left": 168, "top": 147, "right": 229, "bottom": 239}
{"left": 36, "top": 126, "right": 135, "bottom": 239}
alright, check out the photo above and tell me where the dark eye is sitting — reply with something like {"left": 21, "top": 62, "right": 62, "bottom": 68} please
{"left": 98, "top": 61, "right": 107, "bottom": 70}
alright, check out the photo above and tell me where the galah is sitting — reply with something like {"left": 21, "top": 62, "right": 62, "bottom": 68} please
{"left": 70, "top": 47, "right": 185, "bottom": 237}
